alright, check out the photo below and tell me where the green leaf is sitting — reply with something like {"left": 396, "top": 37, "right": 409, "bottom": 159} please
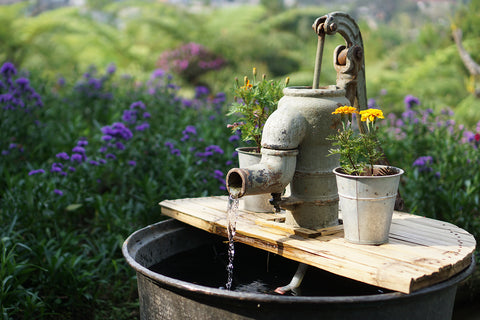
{"left": 65, "top": 204, "right": 83, "bottom": 212}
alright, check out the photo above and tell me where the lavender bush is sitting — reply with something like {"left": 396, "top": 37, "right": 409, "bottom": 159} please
{"left": 0, "top": 62, "right": 236, "bottom": 319}
{"left": 382, "top": 94, "right": 480, "bottom": 247}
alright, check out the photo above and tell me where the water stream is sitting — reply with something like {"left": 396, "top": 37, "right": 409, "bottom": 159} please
{"left": 225, "top": 194, "right": 239, "bottom": 290}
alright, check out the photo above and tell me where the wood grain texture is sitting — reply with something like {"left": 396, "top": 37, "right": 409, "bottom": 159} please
{"left": 159, "top": 196, "right": 476, "bottom": 294}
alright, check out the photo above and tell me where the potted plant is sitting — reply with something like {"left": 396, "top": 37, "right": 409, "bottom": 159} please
{"left": 227, "top": 68, "right": 289, "bottom": 212}
{"left": 329, "top": 106, "right": 404, "bottom": 245}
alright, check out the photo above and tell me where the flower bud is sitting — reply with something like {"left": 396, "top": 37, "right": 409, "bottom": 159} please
{"left": 253, "top": 67, "right": 257, "bottom": 77}
{"left": 285, "top": 77, "right": 290, "bottom": 85}
{"left": 244, "top": 76, "right": 248, "bottom": 86}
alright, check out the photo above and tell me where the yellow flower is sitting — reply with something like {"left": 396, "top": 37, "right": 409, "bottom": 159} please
{"left": 359, "top": 109, "right": 384, "bottom": 122}
{"left": 332, "top": 106, "right": 358, "bottom": 115}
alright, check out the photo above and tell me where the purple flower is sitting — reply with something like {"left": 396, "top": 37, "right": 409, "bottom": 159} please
{"left": 51, "top": 163, "right": 63, "bottom": 173}
{"left": 143, "top": 112, "right": 151, "bottom": 119}
{"left": 28, "top": 169, "right": 45, "bottom": 175}
{"left": 213, "top": 92, "right": 226, "bottom": 104}
{"left": 106, "top": 63, "right": 116, "bottom": 74}
{"left": 205, "top": 145, "right": 224, "bottom": 154}
{"left": 2, "top": 150, "right": 9, "bottom": 156}
{"left": 53, "top": 189, "right": 63, "bottom": 196}
{"left": 8, "top": 143, "right": 17, "bottom": 149}
{"left": 130, "top": 101, "right": 146, "bottom": 110}
{"left": 115, "top": 142, "right": 125, "bottom": 150}
{"left": 229, "top": 135, "right": 240, "bottom": 142}
{"left": 135, "top": 123, "right": 150, "bottom": 131}
{"left": 101, "top": 122, "right": 133, "bottom": 140}
{"left": 15, "top": 77, "right": 30, "bottom": 88}
{"left": 195, "top": 151, "right": 213, "bottom": 160}
{"left": 122, "top": 109, "right": 137, "bottom": 124}
{"left": 195, "top": 86, "right": 209, "bottom": 98}
{"left": 72, "top": 146, "right": 85, "bottom": 154}
{"left": 1, "top": 62, "right": 17, "bottom": 78}
{"left": 77, "top": 139, "right": 88, "bottom": 146}
{"left": 99, "top": 159, "right": 106, "bottom": 164}
{"left": 68, "top": 166, "right": 76, "bottom": 172}
{"left": 152, "top": 69, "right": 165, "bottom": 78}
{"left": 0, "top": 93, "right": 13, "bottom": 103}
{"left": 412, "top": 156, "right": 433, "bottom": 172}
{"left": 401, "top": 109, "right": 416, "bottom": 120}
{"left": 88, "top": 78, "right": 102, "bottom": 90}
{"left": 182, "top": 99, "right": 193, "bottom": 108}
{"left": 213, "top": 170, "right": 224, "bottom": 180}
{"left": 106, "top": 153, "right": 116, "bottom": 159}
{"left": 404, "top": 95, "right": 420, "bottom": 109}
{"left": 128, "top": 160, "right": 136, "bottom": 166}
{"left": 57, "top": 76, "right": 66, "bottom": 86}
{"left": 183, "top": 125, "right": 197, "bottom": 136}
{"left": 71, "top": 153, "right": 83, "bottom": 163}
{"left": 171, "top": 149, "right": 181, "bottom": 156}
{"left": 165, "top": 142, "right": 175, "bottom": 150}
{"left": 413, "top": 156, "right": 432, "bottom": 166}
{"left": 89, "top": 160, "right": 100, "bottom": 166}
{"left": 102, "top": 135, "right": 113, "bottom": 142}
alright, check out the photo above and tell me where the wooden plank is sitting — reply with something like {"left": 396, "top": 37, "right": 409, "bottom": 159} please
{"left": 159, "top": 197, "right": 476, "bottom": 294}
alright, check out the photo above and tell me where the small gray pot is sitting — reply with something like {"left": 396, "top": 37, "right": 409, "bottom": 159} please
{"left": 333, "top": 165, "right": 404, "bottom": 245}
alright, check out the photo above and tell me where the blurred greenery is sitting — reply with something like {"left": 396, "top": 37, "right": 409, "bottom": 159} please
{"left": 1, "top": 0, "right": 480, "bottom": 318}
{"left": 1, "top": 0, "right": 479, "bottom": 126}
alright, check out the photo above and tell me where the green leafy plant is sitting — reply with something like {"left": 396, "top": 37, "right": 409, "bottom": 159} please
{"left": 328, "top": 106, "right": 386, "bottom": 175}
{"left": 227, "top": 68, "right": 289, "bottom": 153}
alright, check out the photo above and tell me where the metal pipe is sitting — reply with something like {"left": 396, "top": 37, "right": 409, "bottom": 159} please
{"left": 226, "top": 148, "right": 298, "bottom": 198}
{"left": 274, "top": 263, "right": 309, "bottom": 295}
{"left": 312, "top": 35, "right": 325, "bottom": 89}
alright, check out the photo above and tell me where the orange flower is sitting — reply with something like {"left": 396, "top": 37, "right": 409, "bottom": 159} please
{"left": 332, "top": 106, "right": 358, "bottom": 115}
{"left": 242, "top": 77, "right": 252, "bottom": 90}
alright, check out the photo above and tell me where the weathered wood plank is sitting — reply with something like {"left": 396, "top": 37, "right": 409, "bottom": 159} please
{"left": 159, "top": 196, "right": 476, "bottom": 294}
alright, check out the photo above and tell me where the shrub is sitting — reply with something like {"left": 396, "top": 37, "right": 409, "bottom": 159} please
{"left": 382, "top": 95, "right": 480, "bottom": 239}
{"left": 156, "top": 42, "right": 226, "bottom": 85}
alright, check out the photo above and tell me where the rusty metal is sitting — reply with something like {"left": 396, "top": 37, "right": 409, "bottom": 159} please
{"left": 336, "top": 48, "right": 348, "bottom": 65}
{"left": 226, "top": 11, "right": 405, "bottom": 228}
{"left": 226, "top": 86, "right": 349, "bottom": 229}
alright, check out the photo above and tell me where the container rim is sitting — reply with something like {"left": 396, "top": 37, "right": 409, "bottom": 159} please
{"left": 122, "top": 219, "right": 474, "bottom": 305}
{"left": 333, "top": 165, "right": 404, "bottom": 179}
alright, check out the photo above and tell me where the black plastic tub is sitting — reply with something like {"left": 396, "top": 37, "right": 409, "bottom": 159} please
{"left": 123, "top": 219, "right": 474, "bottom": 320}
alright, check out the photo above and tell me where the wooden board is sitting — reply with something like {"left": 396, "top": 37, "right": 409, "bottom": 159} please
{"left": 159, "top": 196, "right": 476, "bottom": 294}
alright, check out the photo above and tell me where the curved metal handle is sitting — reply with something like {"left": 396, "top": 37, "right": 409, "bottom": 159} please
{"left": 311, "top": 12, "right": 367, "bottom": 113}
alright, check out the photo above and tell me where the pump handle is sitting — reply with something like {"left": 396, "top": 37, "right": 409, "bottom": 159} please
{"left": 312, "top": 12, "right": 367, "bottom": 114}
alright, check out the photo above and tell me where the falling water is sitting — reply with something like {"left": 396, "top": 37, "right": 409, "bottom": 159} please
{"left": 225, "top": 194, "right": 239, "bottom": 290}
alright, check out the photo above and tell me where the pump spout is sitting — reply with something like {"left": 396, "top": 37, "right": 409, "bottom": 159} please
{"left": 226, "top": 148, "right": 298, "bottom": 198}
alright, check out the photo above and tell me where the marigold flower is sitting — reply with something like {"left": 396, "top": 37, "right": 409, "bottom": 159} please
{"left": 332, "top": 106, "right": 358, "bottom": 115}
{"left": 360, "top": 108, "right": 384, "bottom": 122}
{"left": 242, "top": 77, "right": 252, "bottom": 90}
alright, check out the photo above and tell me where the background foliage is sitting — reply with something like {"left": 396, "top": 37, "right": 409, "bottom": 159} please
{"left": 1, "top": 0, "right": 480, "bottom": 319}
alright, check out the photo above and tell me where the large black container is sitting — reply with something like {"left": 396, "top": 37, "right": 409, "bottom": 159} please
{"left": 123, "top": 219, "right": 474, "bottom": 320}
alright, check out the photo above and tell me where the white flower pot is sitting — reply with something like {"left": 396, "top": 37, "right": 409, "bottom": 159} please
{"left": 333, "top": 165, "right": 404, "bottom": 245}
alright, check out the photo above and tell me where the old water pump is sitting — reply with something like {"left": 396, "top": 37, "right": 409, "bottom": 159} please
{"left": 226, "top": 12, "right": 368, "bottom": 229}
